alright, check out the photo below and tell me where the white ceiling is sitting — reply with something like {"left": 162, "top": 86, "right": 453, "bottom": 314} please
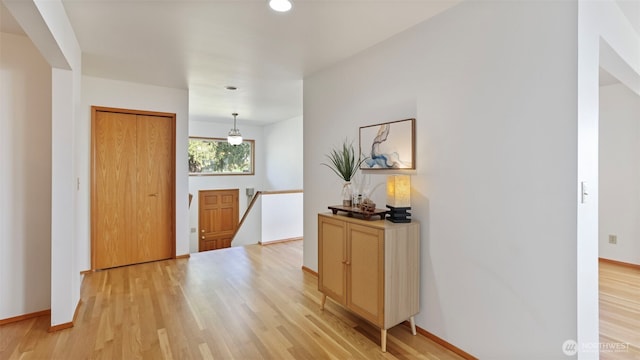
{"left": 616, "top": 0, "right": 640, "bottom": 35}
{"left": 0, "top": 3, "right": 21, "bottom": 35}
{"left": 599, "top": 67, "right": 621, "bottom": 87}
{"left": 5, "top": 0, "right": 636, "bottom": 123}
{"left": 1, "top": 0, "right": 462, "bottom": 125}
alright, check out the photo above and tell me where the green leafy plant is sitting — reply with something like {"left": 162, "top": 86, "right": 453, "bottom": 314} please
{"left": 322, "top": 139, "right": 367, "bottom": 182}
{"left": 188, "top": 138, "right": 252, "bottom": 174}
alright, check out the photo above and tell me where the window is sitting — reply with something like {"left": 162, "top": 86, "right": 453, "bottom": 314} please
{"left": 188, "top": 137, "right": 254, "bottom": 175}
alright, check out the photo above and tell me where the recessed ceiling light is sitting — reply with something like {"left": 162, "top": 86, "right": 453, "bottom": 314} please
{"left": 269, "top": 0, "right": 292, "bottom": 12}
{"left": 225, "top": 86, "right": 237, "bottom": 90}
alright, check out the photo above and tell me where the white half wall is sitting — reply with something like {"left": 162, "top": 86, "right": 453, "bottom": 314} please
{"left": 234, "top": 196, "right": 262, "bottom": 248}
{"left": 263, "top": 116, "right": 303, "bottom": 190}
{"left": 262, "top": 192, "right": 303, "bottom": 244}
{"left": 304, "top": 2, "right": 578, "bottom": 358}
{"left": 80, "top": 75, "right": 190, "bottom": 269}
{"left": 0, "top": 32, "right": 52, "bottom": 320}
{"left": 188, "top": 119, "right": 265, "bottom": 252}
{"left": 599, "top": 83, "right": 640, "bottom": 265}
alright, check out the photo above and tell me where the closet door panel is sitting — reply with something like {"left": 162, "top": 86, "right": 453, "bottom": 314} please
{"left": 136, "top": 114, "right": 174, "bottom": 263}
{"left": 94, "top": 111, "right": 137, "bottom": 269}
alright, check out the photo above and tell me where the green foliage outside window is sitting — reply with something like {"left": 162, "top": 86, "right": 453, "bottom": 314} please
{"left": 188, "top": 137, "right": 254, "bottom": 175}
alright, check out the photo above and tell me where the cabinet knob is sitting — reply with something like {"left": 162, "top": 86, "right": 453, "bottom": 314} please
{"left": 201, "top": 229, "right": 205, "bottom": 233}
{"left": 201, "top": 236, "right": 205, "bottom": 239}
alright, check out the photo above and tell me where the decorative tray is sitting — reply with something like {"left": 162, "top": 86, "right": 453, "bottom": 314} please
{"left": 327, "top": 205, "right": 388, "bottom": 220}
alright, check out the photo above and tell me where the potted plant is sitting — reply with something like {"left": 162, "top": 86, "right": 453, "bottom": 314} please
{"left": 322, "top": 139, "right": 367, "bottom": 207}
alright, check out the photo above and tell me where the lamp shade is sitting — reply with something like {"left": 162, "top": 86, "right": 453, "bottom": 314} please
{"left": 227, "top": 131, "right": 243, "bottom": 145}
{"left": 386, "top": 175, "right": 411, "bottom": 208}
{"left": 269, "top": 0, "right": 292, "bottom": 12}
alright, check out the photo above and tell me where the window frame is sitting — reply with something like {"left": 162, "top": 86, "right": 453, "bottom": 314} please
{"left": 188, "top": 136, "right": 255, "bottom": 176}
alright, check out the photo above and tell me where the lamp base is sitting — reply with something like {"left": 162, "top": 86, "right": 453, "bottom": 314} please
{"left": 386, "top": 205, "right": 411, "bottom": 223}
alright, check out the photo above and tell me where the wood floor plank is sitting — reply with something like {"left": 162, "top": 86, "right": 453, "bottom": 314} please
{"left": 599, "top": 260, "right": 640, "bottom": 360}
{"left": 1, "top": 240, "right": 464, "bottom": 359}
{"left": 198, "top": 343, "right": 214, "bottom": 360}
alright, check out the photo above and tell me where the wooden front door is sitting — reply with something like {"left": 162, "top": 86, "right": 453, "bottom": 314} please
{"left": 199, "top": 189, "right": 239, "bottom": 251}
{"left": 92, "top": 106, "right": 175, "bottom": 270}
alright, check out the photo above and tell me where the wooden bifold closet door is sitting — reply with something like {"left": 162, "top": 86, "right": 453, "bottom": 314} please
{"left": 91, "top": 106, "right": 176, "bottom": 270}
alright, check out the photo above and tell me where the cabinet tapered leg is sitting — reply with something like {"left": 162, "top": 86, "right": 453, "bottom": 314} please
{"left": 381, "top": 329, "right": 387, "bottom": 352}
{"left": 410, "top": 316, "right": 417, "bottom": 335}
{"left": 320, "top": 294, "right": 327, "bottom": 310}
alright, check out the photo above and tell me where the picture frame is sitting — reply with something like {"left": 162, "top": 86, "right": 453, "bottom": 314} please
{"left": 359, "top": 118, "right": 415, "bottom": 170}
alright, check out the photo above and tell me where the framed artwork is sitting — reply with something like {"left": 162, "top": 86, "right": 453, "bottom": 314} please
{"left": 359, "top": 118, "right": 415, "bottom": 170}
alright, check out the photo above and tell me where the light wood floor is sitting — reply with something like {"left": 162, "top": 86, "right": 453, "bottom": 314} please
{"left": 0, "top": 241, "right": 463, "bottom": 359}
{"left": 599, "top": 260, "right": 640, "bottom": 360}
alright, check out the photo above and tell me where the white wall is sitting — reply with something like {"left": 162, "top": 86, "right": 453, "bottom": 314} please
{"left": 262, "top": 192, "right": 303, "bottom": 244}
{"left": 578, "top": 0, "right": 640, "bottom": 355}
{"left": 0, "top": 32, "right": 52, "bottom": 320}
{"left": 80, "top": 76, "right": 190, "bottom": 269}
{"left": 599, "top": 83, "right": 640, "bottom": 265}
{"left": 188, "top": 119, "right": 265, "bottom": 252}
{"left": 304, "top": 2, "right": 578, "bottom": 359}
{"left": 263, "top": 116, "right": 303, "bottom": 190}
{"left": 234, "top": 196, "right": 262, "bottom": 248}
{"left": 4, "top": 0, "right": 84, "bottom": 327}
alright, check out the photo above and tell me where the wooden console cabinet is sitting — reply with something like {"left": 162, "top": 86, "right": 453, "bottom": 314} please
{"left": 317, "top": 213, "right": 420, "bottom": 352}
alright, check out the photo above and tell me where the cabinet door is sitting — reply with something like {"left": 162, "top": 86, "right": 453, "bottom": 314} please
{"left": 318, "top": 216, "right": 347, "bottom": 305}
{"left": 347, "top": 223, "right": 384, "bottom": 326}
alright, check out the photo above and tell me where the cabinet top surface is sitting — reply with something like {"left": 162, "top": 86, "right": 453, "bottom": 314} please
{"left": 318, "top": 212, "right": 419, "bottom": 229}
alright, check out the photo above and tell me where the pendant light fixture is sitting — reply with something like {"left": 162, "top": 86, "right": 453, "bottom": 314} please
{"left": 269, "top": 0, "right": 292, "bottom": 12}
{"left": 227, "top": 113, "right": 243, "bottom": 145}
